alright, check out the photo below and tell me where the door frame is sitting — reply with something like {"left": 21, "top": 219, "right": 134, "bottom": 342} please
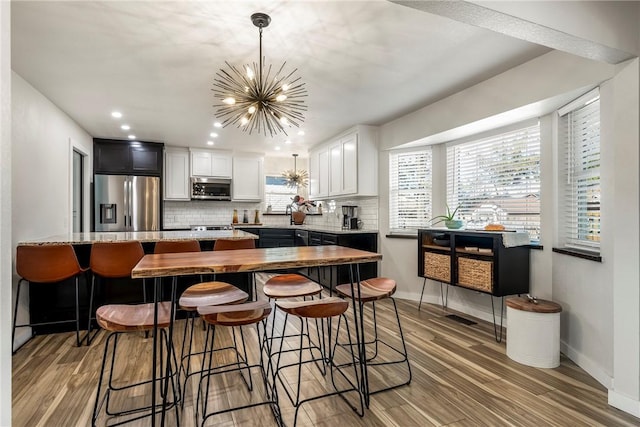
{"left": 69, "top": 138, "right": 91, "bottom": 233}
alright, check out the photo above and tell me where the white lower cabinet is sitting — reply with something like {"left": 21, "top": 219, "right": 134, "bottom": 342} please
{"left": 164, "top": 147, "right": 190, "bottom": 200}
{"left": 232, "top": 155, "right": 264, "bottom": 201}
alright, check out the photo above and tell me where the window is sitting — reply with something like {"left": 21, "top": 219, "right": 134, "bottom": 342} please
{"left": 264, "top": 175, "right": 297, "bottom": 212}
{"left": 558, "top": 89, "right": 601, "bottom": 252}
{"left": 446, "top": 122, "right": 541, "bottom": 240}
{"left": 389, "top": 148, "right": 432, "bottom": 233}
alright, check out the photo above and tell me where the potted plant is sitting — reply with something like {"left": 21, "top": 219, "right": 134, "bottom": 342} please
{"left": 431, "top": 205, "right": 464, "bottom": 229}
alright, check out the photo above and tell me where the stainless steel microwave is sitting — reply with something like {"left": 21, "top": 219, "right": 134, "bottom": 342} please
{"left": 190, "top": 177, "right": 232, "bottom": 200}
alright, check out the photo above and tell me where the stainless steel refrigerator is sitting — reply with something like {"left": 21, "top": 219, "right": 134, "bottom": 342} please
{"left": 94, "top": 174, "right": 160, "bottom": 232}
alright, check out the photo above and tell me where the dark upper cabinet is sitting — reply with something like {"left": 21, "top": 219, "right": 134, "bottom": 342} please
{"left": 94, "top": 138, "right": 164, "bottom": 176}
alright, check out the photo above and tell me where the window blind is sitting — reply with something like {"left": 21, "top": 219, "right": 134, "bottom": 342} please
{"left": 264, "top": 175, "right": 297, "bottom": 211}
{"left": 389, "top": 149, "right": 432, "bottom": 233}
{"left": 446, "top": 123, "right": 541, "bottom": 240}
{"left": 559, "top": 91, "right": 601, "bottom": 252}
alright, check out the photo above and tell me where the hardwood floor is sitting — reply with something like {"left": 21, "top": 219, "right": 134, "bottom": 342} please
{"left": 12, "top": 277, "right": 640, "bottom": 426}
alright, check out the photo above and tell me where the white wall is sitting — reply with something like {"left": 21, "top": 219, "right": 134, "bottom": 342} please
{"left": 378, "top": 51, "right": 640, "bottom": 416}
{"left": 0, "top": 1, "right": 12, "bottom": 424}
{"left": 11, "top": 72, "right": 93, "bottom": 350}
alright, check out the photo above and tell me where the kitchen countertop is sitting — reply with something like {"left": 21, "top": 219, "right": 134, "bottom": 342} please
{"left": 18, "top": 229, "right": 259, "bottom": 246}
{"left": 165, "top": 224, "right": 379, "bottom": 235}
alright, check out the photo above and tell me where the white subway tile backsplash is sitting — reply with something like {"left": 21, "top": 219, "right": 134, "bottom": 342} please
{"left": 164, "top": 197, "right": 379, "bottom": 230}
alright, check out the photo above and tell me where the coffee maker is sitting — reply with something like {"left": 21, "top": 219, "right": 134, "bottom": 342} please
{"left": 342, "top": 205, "right": 359, "bottom": 230}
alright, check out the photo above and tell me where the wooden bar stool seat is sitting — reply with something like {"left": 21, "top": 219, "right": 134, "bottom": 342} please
{"left": 335, "top": 277, "right": 411, "bottom": 406}
{"left": 335, "top": 277, "right": 397, "bottom": 302}
{"left": 178, "top": 281, "right": 248, "bottom": 311}
{"left": 96, "top": 302, "right": 173, "bottom": 331}
{"left": 195, "top": 300, "right": 282, "bottom": 426}
{"left": 263, "top": 273, "right": 322, "bottom": 299}
{"left": 13, "top": 244, "right": 88, "bottom": 352}
{"left": 273, "top": 297, "right": 363, "bottom": 426}
{"left": 276, "top": 297, "right": 348, "bottom": 318}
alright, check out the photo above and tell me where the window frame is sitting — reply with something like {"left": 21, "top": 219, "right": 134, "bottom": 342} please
{"left": 557, "top": 88, "right": 601, "bottom": 254}
{"left": 388, "top": 147, "right": 433, "bottom": 235}
{"left": 445, "top": 120, "right": 542, "bottom": 241}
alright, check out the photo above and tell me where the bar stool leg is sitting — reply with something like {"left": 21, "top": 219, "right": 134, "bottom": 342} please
{"left": 11, "top": 279, "right": 24, "bottom": 354}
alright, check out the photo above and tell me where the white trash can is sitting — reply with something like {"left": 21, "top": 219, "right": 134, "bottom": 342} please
{"left": 506, "top": 297, "right": 562, "bottom": 368}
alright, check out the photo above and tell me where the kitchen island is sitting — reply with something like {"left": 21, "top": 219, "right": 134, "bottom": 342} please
{"left": 18, "top": 229, "right": 258, "bottom": 335}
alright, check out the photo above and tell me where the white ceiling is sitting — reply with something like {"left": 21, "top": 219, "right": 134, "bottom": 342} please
{"left": 11, "top": 1, "right": 549, "bottom": 157}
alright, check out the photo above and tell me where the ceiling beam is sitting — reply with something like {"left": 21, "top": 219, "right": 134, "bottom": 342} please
{"left": 390, "top": 0, "right": 638, "bottom": 64}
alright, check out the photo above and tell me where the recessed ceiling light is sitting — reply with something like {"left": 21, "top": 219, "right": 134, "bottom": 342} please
{"left": 284, "top": 140, "right": 292, "bottom": 144}
{"left": 213, "top": 122, "right": 222, "bottom": 128}
{"left": 297, "top": 130, "right": 305, "bottom": 136}
{"left": 128, "top": 134, "right": 136, "bottom": 140}
{"left": 210, "top": 132, "right": 218, "bottom": 138}
{"left": 111, "top": 111, "right": 122, "bottom": 118}
{"left": 207, "top": 141, "right": 214, "bottom": 146}
{"left": 275, "top": 146, "right": 281, "bottom": 151}
{"left": 121, "top": 124, "right": 130, "bottom": 130}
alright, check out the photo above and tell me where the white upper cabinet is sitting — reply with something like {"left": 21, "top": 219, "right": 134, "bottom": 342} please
{"left": 190, "top": 148, "right": 232, "bottom": 178}
{"left": 309, "top": 125, "right": 378, "bottom": 199}
{"left": 164, "top": 147, "right": 190, "bottom": 201}
{"left": 232, "top": 155, "right": 264, "bottom": 201}
{"left": 309, "top": 147, "right": 329, "bottom": 199}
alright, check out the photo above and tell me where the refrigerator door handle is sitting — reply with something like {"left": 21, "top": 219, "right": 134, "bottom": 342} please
{"left": 124, "top": 176, "right": 130, "bottom": 231}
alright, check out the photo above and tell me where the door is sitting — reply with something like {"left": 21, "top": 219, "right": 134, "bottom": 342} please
{"left": 72, "top": 149, "right": 84, "bottom": 232}
{"left": 329, "top": 142, "right": 342, "bottom": 196}
{"left": 94, "top": 174, "right": 127, "bottom": 232}
{"left": 130, "top": 176, "right": 160, "bottom": 231}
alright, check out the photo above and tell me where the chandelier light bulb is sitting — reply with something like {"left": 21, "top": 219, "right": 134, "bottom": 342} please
{"left": 212, "top": 12, "right": 307, "bottom": 137}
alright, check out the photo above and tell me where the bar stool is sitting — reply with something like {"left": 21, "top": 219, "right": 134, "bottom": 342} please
{"left": 196, "top": 300, "right": 282, "bottom": 426}
{"left": 178, "top": 237, "right": 254, "bottom": 398}
{"left": 154, "top": 240, "right": 201, "bottom": 254}
{"left": 178, "top": 280, "right": 249, "bottom": 399}
{"left": 152, "top": 239, "right": 202, "bottom": 302}
{"left": 334, "top": 277, "right": 412, "bottom": 405}
{"left": 273, "top": 297, "right": 363, "bottom": 426}
{"left": 213, "top": 237, "right": 256, "bottom": 297}
{"left": 262, "top": 273, "right": 324, "bottom": 368}
{"left": 13, "top": 245, "right": 88, "bottom": 352}
{"left": 86, "top": 241, "right": 145, "bottom": 345}
{"left": 91, "top": 301, "right": 180, "bottom": 426}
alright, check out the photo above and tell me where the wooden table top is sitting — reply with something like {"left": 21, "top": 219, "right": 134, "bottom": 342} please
{"left": 131, "top": 245, "right": 382, "bottom": 279}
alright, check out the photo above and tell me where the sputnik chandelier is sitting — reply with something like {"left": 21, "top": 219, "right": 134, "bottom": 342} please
{"left": 282, "top": 153, "right": 308, "bottom": 188}
{"left": 212, "top": 12, "right": 307, "bottom": 137}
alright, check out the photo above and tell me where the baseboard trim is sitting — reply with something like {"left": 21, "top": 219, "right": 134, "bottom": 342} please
{"left": 609, "top": 390, "right": 640, "bottom": 418}
{"left": 396, "top": 290, "right": 504, "bottom": 325}
{"left": 559, "top": 340, "right": 613, "bottom": 389}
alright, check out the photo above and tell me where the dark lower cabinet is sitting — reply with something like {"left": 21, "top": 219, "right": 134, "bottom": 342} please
{"left": 307, "top": 231, "right": 378, "bottom": 291}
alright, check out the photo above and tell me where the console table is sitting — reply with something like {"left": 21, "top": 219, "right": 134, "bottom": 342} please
{"left": 417, "top": 228, "right": 530, "bottom": 341}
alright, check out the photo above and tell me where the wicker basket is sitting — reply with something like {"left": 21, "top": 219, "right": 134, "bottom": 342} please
{"left": 424, "top": 252, "right": 451, "bottom": 283}
{"left": 457, "top": 257, "right": 493, "bottom": 293}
